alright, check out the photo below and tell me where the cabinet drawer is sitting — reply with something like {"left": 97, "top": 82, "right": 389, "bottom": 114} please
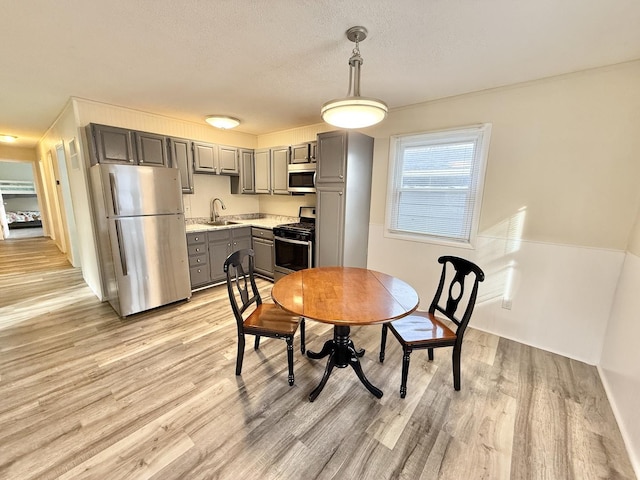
{"left": 208, "top": 229, "right": 231, "bottom": 242}
{"left": 188, "top": 244, "right": 207, "bottom": 256}
{"left": 251, "top": 227, "right": 274, "bottom": 240}
{"left": 189, "top": 253, "right": 208, "bottom": 268}
{"left": 189, "top": 265, "right": 210, "bottom": 286}
{"left": 187, "top": 232, "right": 207, "bottom": 245}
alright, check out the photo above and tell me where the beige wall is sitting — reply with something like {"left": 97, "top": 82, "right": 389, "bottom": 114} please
{"left": 0, "top": 144, "right": 36, "bottom": 162}
{"left": 367, "top": 61, "right": 640, "bottom": 250}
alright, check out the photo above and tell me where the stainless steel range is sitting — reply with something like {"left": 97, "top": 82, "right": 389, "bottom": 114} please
{"left": 273, "top": 206, "right": 315, "bottom": 282}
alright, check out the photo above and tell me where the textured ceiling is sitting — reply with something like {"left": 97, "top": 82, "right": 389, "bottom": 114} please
{"left": 2, "top": 0, "right": 640, "bottom": 147}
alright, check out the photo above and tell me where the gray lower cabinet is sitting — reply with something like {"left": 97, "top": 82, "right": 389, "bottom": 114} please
{"left": 187, "top": 232, "right": 210, "bottom": 288}
{"left": 315, "top": 185, "right": 346, "bottom": 267}
{"left": 252, "top": 227, "right": 274, "bottom": 278}
{"left": 208, "top": 227, "right": 252, "bottom": 284}
{"left": 187, "top": 226, "right": 252, "bottom": 289}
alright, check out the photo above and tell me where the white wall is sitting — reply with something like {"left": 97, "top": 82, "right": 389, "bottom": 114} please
{"left": 364, "top": 61, "right": 640, "bottom": 366}
{"left": 599, "top": 206, "right": 640, "bottom": 475}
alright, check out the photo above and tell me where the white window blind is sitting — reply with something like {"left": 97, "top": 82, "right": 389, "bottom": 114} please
{"left": 387, "top": 125, "right": 491, "bottom": 246}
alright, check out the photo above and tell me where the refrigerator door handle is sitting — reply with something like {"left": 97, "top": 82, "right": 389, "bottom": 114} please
{"left": 114, "top": 220, "right": 128, "bottom": 276}
{"left": 109, "top": 173, "right": 120, "bottom": 216}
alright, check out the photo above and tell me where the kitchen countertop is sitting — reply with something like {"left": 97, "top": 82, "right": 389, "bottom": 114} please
{"left": 185, "top": 215, "right": 295, "bottom": 233}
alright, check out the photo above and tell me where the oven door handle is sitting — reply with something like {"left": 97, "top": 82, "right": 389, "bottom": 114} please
{"left": 275, "top": 236, "right": 311, "bottom": 246}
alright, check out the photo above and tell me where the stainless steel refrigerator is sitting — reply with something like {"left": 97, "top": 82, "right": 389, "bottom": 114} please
{"left": 90, "top": 164, "right": 191, "bottom": 316}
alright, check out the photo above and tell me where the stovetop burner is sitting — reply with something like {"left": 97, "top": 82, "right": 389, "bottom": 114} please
{"left": 273, "top": 206, "right": 316, "bottom": 241}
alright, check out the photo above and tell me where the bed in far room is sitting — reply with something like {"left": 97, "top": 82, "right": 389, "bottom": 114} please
{"left": 0, "top": 180, "right": 42, "bottom": 234}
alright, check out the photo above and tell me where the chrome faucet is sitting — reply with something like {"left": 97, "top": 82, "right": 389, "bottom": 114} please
{"left": 211, "top": 197, "right": 226, "bottom": 222}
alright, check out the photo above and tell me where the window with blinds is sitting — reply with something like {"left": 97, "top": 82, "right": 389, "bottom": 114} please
{"left": 386, "top": 124, "right": 491, "bottom": 246}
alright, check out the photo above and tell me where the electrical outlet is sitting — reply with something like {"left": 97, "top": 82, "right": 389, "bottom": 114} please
{"left": 502, "top": 298, "right": 512, "bottom": 310}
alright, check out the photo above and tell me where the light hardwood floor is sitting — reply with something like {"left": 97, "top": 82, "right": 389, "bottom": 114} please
{"left": 0, "top": 237, "right": 635, "bottom": 479}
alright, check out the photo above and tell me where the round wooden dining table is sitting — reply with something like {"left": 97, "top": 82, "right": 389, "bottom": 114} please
{"left": 271, "top": 266, "right": 419, "bottom": 401}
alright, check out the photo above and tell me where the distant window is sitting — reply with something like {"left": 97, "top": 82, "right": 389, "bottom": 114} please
{"left": 385, "top": 124, "right": 491, "bottom": 247}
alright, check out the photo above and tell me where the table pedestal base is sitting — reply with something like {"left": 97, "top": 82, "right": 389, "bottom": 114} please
{"left": 307, "top": 325, "right": 383, "bottom": 402}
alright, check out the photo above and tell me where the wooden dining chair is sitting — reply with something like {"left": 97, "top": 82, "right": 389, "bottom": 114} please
{"left": 379, "top": 256, "right": 485, "bottom": 397}
{"left": 224, "top": 248, "right": 305, "bottom": 386}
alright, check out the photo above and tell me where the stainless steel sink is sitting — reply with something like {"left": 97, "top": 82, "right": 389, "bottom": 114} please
{"left": 207, "top": 220, "right": 240, "bottom": 226}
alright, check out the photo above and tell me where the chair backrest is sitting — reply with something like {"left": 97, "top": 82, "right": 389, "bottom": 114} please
{"left": 428, "top": 256, "right": 485, "bottom": 343}
{"left": 223, "top": 249, "right": 261, "bottom": 332}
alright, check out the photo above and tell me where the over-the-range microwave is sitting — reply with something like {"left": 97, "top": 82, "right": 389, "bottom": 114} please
{"left": 287, "top": 163, "right": 316, "bottom": 193}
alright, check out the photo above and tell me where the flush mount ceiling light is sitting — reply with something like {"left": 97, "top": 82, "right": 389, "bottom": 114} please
{"left": 0, "top": 134, "right": 18, "bottom": 143}
{"left": 205, "top": 115, "right": 240, "bottom": 130}
{"left": 321, "top": 26, "right": 388, "bottom": 129}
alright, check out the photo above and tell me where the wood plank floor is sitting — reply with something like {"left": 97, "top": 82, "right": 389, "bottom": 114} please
{"left": 0, "top": 237, "right": 635, "bottom": 479}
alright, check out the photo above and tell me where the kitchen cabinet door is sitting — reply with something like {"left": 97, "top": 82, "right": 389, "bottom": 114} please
{"left": 270, "top": 146, "right": 290, "bottom": 195}
{"left": 90, "top": 124, "right": 136, "bottom": 165}
{"left": 290, "top": 141, "right": 317, "bottom": 164}
{"left": 218, "top": 145, "right": 239, "bottom": 175}
{"left": 193, "top": 141, "right": 218, "bottom": 174}
{"left": 168, "top": 137, "right": 194, "bottom": 194}
{"left": 317, "top": 130, "right": 347, "bottom": 184}
{"left": 239, "top": 149, "right": 255, "bottom": 193}
{"left": 208, "top": 230, "right": 232, "bottom": 283}
{"left": 134, "top": 131, "right": 169, "bottom": 167}
{"left": 252, "top": 228, "right": 274, "bottom": 279}
{"left": 254, "top": 149, "right": 271, "bottom": 194}
{"left": 315, "top": 185, "right": 346, "bottom": 267}
{"left": 231, "top": 227, "right": 251, "bottom": 252}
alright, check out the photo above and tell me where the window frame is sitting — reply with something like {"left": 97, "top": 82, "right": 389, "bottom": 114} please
{"left": 384, "top": 124, "right": 492, "bottom": 248}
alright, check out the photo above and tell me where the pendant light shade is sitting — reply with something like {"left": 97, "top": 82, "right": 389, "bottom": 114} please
{"left": 321, "top": 26, "right": 388, "bottom": 129}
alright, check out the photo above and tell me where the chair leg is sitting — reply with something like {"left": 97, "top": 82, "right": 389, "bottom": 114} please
{"left": 428, "top": 348, "right": 434, "bottom": 361}
{"left": 379, "top": 324, "right": 388, "bottom": 362}
{"left": 400, "top": 347, "right": 412, "bottom": 398}
{"left": 300, "top": 318, "right": 306, "bottom": 354}
{"left": 254, "top": 335, "right": 260, "bottom": 350}
{"left": 236, "top": 334, "right": 245, "bottom": 375}
{"left": 286, "top": 336, "right": 295, "bottom": 386}
{"left": 452, "top": 346, "right": 461, "bottom": 391}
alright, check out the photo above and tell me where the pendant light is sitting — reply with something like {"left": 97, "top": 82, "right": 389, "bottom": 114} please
{"left": 321, "top": 26, "right": 388, "bottom": 129}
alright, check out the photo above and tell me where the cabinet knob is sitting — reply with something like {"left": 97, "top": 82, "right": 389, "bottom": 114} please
{"left": 195, "top": 247, "right": 200, "bottom": 252}
{"left": 339, "top": 191, "right": 343, "bottom": 196}
{"left": 197, "top": 258, "right": 201, "bottom": 263}
{"left": 197, "top": 269, "right": 202, "bottom": 273}
{"left": 195, "top": 236, "right": 200, "bottom": 241}
{"left": 339, "top": 174, "right": 344, "bottom": 179}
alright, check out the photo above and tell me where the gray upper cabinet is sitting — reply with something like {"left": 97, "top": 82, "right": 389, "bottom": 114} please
{"left": 134, "top": 131, "right": 169, "bottom": 167}
{"left": 239, "top": 149, "right": 255, "bottom": 193}
{"left": 316, "top": 131, "right": 347, "bottom": 184}
{"left": 253, "top": 148, "right": 288, "bottom": 195}
{"left": 291, "top": 141, "right": 317, "bottom": 164}
{"left": 217, "top": 145, "right": 239, "bottom": 175}
{"left": 168, "top": 137, "right": 194, "bottom": 194}
{"left": 89, "top": 124, "right": 136, "bottom": 166}
{"left": 270, "top": 146, "right": 290, "bottom": 195}
{"left": 315, "top": 131, "right": 374, "bottom": 269}
{"left": 193, "top": 142, "right": 239, "bottom": 176}
{"left": 254, "top": 149, "right": 271, "bottom": 194}
{"left": 193, "top": 141, "right": 217, "bottom": 174}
